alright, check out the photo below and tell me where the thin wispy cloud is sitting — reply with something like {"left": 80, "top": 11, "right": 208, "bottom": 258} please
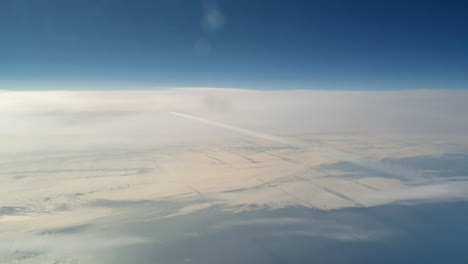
{"left": 1, "top": 234, "right": 152, "bottom": 254}
{"left": 358, "top": 181, "right": 468, "bottom": 205}
{"left": 214, "top": 217, "right": 396, "bottom": 242}
{"left": 213, "top": 217, "right": 307, "bottom": 229}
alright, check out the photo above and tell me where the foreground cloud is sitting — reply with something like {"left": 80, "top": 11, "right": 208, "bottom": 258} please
{"left": 358, "top": 181, "right": 468, "bottom": 206}
{"left": 0, "top": 234, "right": 151, "bottom": 254}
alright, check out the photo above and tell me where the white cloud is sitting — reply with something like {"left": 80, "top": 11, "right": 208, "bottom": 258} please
{"left": 1, "top": 88, "right": 468, "bottom": 208}
{"left": 2, "top": 87, "right": 468, "bottom": 263}
{"left": 273, "top": 229, "right": 392, "bottom": 242}
{"left": 0, "top": 234, "right": 152, "bottom": 254}
{"left": 216, "top": 217, "right": 395, "bottom": 242}
{"left": 213, "top": 217, "right": 307, "bottom": 229}
{"left": 358, "top": 181, "right": 468, "bottom": 206}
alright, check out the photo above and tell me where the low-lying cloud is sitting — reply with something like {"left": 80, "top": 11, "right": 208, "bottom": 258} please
{"left": 0, "top": 234, "right": 151, "bottom": 254}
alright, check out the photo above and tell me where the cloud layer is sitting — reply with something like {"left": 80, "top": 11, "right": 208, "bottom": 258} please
{"left": 2, "top": 88, "right": 468, "bottom": 263}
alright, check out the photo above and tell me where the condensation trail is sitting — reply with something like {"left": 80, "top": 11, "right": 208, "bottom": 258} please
{"left": 170, "top": 112, "right": 295, "bottom": 146}
{"left": 170, "top": 111, "right": 426, "bottom": 182}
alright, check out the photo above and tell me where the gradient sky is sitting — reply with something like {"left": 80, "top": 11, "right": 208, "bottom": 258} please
{"left": 1, "top": 0, "right": 467, "bottom": 90}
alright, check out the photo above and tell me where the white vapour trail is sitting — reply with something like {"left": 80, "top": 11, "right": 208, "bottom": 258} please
{"left": 169, "top": 112, "right": 294, "bottom": 146}
{"left": 170, "top": 111, "right": 426, "bottom": 182}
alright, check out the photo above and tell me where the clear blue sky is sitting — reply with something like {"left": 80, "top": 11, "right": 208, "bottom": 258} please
{"left": 1, "top": 0, "right": 467, "bottom": 90}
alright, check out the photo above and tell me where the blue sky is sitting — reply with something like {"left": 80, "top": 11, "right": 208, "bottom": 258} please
{"left": 1, "top": 0, "right": 467, "bottom": 90}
